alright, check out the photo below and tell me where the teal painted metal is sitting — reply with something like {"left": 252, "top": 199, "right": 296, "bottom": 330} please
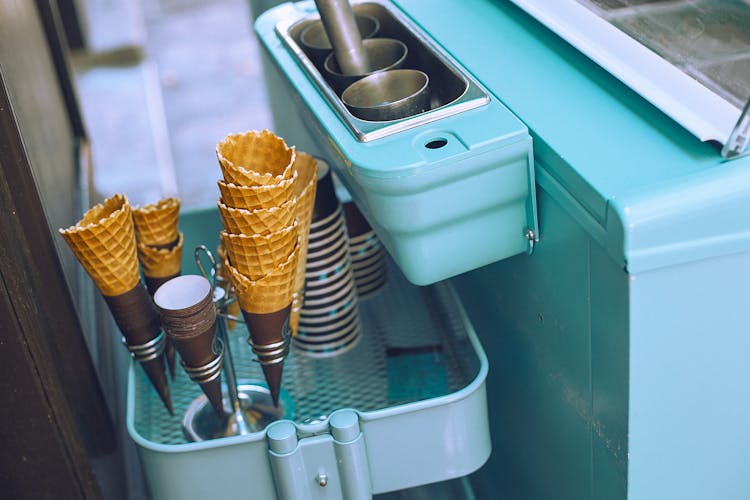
{"left": 381, "top": 0, "right": 750, "bottom": 499}
{"left": 393, "top": 0, "right": 750, "bottom": 274}
{"left": 126, "top": 208, "right": 491, "bottom": 499}
{"left": 254, "top": 2, "right": 538, "bottom": 285}
{"left": 265, "top": 410, "right": 372, "bottom": 499}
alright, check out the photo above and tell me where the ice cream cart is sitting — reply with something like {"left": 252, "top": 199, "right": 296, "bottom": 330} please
{"left": 122, "top": 0, "right": 750, "bottom": 498}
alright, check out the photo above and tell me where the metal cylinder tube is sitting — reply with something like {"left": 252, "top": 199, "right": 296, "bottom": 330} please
{"left": 314, "top": 0, "right": 371, "bottom": 75}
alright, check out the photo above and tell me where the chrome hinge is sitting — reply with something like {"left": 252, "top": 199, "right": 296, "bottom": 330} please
{"left": 721, "top": 97, "right": 750, "bottom": 160}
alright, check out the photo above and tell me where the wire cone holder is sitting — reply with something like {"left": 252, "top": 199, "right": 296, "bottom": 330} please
{"left": 248, "top": 317, "right": 292, "bottom": 366}
{"left": 180, "top": 343, "right": 225, "bottom": 385}
{"left": 122, "top": 331, "right": 166, "bottom": 363}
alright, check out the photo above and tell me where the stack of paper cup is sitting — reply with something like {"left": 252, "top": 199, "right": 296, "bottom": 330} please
{"left": 342, "top": 201, "right": 387, "bottom": 299}
{"left": 154, "top": 275, "right": 224, "bottom": 416}
{"left": 296, "top": 161, "right": 361, "bottom": 357}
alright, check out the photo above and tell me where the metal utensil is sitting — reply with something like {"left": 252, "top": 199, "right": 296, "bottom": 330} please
{"left": 314, "top": 0, "right": 371, "bottom": 75}
{"left": 342, "top": 69, "right": 430, "bottom": 121}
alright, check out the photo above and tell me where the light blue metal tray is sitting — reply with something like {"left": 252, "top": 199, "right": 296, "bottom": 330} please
{"left": 126, "top": 209, "right": 490, "bottom": 500}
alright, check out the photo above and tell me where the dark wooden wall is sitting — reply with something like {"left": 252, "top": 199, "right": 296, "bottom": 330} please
{"left": 0, "top": 1, "right": 116, "bottom": 498}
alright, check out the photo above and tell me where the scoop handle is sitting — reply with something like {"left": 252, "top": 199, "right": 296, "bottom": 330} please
{"left": 314, "top": 0, "right": 371, "bottom": 75}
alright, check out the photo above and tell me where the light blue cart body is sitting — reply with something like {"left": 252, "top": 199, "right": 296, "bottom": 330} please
{"left": 258, "top": 0, "right": 750, "bottom": 498}
{"left": 128, "top": 0, "right": 750, "bottom": 498}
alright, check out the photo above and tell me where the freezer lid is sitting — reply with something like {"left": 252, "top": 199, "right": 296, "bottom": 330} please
{"left": 506, "top": 0, "right": 750, "bottom": 159}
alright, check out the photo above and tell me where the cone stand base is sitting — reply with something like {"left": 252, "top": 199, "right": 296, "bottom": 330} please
{"left": 181, "top": 381, "right": 292, "bottom": 442}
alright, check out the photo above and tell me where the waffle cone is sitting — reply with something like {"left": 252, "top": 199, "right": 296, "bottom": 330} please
{"left": 132, "top": 197, "right": 180, "bottom": 246}
{"left": 216, "top": 245, "right": 241, "bottom": 330}
{"left": 218, "top": 173, "right": 297, "bottom": 211}
{"left": 217, "top": 130, "right": 296, "bottom": 186}
{"left": 226, "top": 244, "right": 300, "bottom": 314}
{"left": 59, "top": 194, "right": 140, "bottom": 296}
{"left": 137, "top": 232, "right": 184, "bottom": 278}
{"left": 220, "top": 222, "right": 298, "bottom": 280}
{"left": 289, "top": 290, "right": 303, "bottom": 336}
{"left": 217, "top": 198, "right": 296, "bottom": 235}
{"left": 292, "top": 153, "right": 319, "bottom": 293}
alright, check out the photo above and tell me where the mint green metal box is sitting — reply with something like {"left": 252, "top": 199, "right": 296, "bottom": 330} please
{"left": 255, "top": 1, "right": 539, "bottom": 286}
{"left": 257, "top": 0, "right": 750, "bottom": 498}
{"left": 381, "top": 1, "right": 750, "bottom": 499}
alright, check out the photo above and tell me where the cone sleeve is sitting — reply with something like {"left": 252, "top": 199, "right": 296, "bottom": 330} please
{"left": 103, "top": 282, "right": 173, "bottom": 414}
{"left": 241, "top": 304, "right": 292, "bottom": 407}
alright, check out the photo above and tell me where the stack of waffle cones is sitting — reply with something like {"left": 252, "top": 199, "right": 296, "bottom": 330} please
{"left": 133, "top": 197, "right": 183, "bottom": 295}
{"left": 133, "top": 197, "right": 183, "bottom": 377}
{"left": 215, "top": 130, "right": 317, "bottom": 406}
{"left": 59, "top": 194, "right": 173, "bottom": 415}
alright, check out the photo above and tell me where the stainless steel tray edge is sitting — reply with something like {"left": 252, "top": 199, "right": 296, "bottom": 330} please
{"left": 274, "top": 0, "right": 490, "bottom": 142}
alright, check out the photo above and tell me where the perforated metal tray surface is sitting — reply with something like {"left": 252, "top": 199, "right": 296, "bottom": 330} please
{"left": 132, "top": 260, "right": 480, "bottom": 445}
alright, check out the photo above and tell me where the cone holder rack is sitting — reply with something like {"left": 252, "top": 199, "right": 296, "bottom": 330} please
{"left": 179, "top": 245, "right": 293, "bottom": 441}
{"left": 123, "top": 331, "right": 166, "bottom": 363}
{"left": 126, "top": 210, "right": 490, "bottom": 500}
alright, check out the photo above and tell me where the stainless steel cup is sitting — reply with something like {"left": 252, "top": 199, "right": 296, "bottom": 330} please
{"left": 323, "top": 38, "right": 408, "bottom": 94}
{"left": 300, "top": 15, "right": 379, "bottom": 67}
{"left": 341, "top": 69, "right": 430, "bottom": 121}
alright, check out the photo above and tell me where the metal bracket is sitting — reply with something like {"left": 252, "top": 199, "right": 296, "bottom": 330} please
{"left": 721, "top": 97, "right": 750, "bottom": 160}
{"left": 525, "top": 228, "right": 537, "bottom": 255}
{"left": 266, "top": 410, "right": 372, "bottom": 500}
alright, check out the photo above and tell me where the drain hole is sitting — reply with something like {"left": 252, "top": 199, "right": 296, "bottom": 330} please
{"left": 425, "top": 138, "right": 448, "bottom": 149}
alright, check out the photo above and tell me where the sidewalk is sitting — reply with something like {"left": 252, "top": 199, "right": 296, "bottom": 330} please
{"left": 75, "top": 0, "right": 273, "bottom": 210}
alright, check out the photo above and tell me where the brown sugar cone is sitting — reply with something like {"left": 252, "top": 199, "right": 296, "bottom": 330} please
{"left": 59, "top": 193, "right": 140, "bottom": 296}
{"left": 225, "top": 244, "right": 300, "bottom": 314}
{"left": 241, "top": 304, "right": 292, "bottom": 407}
{"left": 218, "top": 174, "right": 297, "bottom": 211}
{"left": 137, "top": 232, "right": 185, "bottom": 295}
{"left": 132, "top": 197, "right": 181, "bottom": 247}
{"left": 103, "top": 282, "right": 173, "bottom": 415}
{"left": 220, "top": 223, "right": 299, "bottom": 280}
{"left": 216, "top": 130, "right": 296, "bottom": 186}
{"left": 217, "top": 199, "right": 296, "bottom": 236}
{"left": 292, "top": 152, "right": 319, "bottom": 295}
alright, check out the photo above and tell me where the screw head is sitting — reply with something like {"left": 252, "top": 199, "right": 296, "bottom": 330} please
{"left": 316, "top": 473, "right": 328, "bottom": 487}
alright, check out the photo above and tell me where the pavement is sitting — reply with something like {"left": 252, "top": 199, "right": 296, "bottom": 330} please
{"left": 75, "top": 0, "right": 274, "bottom": 210}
